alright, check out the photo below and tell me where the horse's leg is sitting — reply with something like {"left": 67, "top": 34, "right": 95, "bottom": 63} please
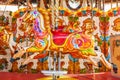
{"left": 12, "top": 44, "right": 34, "bottom": 59}
{"left": 9, "top": 42, "right": 15, "bottom": 53}
{"left": 99, "top": 53, "right": 112, "bottom": 69}
{"left": 8, "top": 33, "right": 17, "bottom": 53}
{"left": 20, "top": 50, "right": 49, "bottom": 69}
{"left": 13, "top": 49, "right": 26, "bottom": 59}
{"left": 87, "top": 56, "right": 98, "bottom": 66}
{"left": 87, "top": 51, "right": 115, "bottom": 70}
{"left": 94, "top": 51, "right": 112, "bottom": 69}
{"left": 20, "top": 52, "right": 40, "bottom": 69}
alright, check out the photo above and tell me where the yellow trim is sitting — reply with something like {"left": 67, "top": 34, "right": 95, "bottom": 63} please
{"left": 37, "top": 76, "right": 78, "bottom": 80}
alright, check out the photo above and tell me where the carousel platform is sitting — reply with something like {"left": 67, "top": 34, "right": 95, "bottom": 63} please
{"left": 0, "top": 72, "right": 119, "bottom": 80}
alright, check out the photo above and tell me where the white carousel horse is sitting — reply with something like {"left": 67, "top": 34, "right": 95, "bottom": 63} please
{"left": 11, "top": 10, "right": 47, "bottom": 59}
{"left": 8, "top": 11, "right": 28, "bottom": 54}
{"left": 8, "top": 0, "right": 34, "bottom": 54}
{"left": 12, "top": 13, "right": 113, "bottom": 71}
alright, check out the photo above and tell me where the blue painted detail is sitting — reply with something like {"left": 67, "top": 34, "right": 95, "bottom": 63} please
{"left": 39, "top": 56, "right": 48, "bottom": 63}
{"left": 60, "top": 10, "right": 65, "bottom": 15}
{"left": 100, "top": 36, "right": 110, "bottom": 41}
{"left": 113, "top": 10, "right": 117, "bottom": 15}
{"left": 70, "top": 29, "right": 74, "bottom": 32}
{"left": 13, "top": 36, "right": 16, "bottom": 42}
{"left": 39, "top": 51, "right": 48, "bottom": 63}
{"left": 10, "top": 58, "right": 15, "bottom": 63}
{"left": 92, "top": 10, "right": 96, "bottom": 15}
{"left": 106, "top": 53, "right": 111, "bottom": 61}
{"left": 39, "top": 40, "right": 45, "bottom": 47}
{"left": 72, "top": 39, "right": 79, "bottom": 49}
{"left": 68, "top": 54, "right": 78, "bottom": 62}
{"left": 82, "top": 10, "right": 86, "bottom": 15}
{"left": 20, "top": 11, "right": 24, "bottom": 16}
{"left": 20, "top": 38, "right": 23, "bottom": 42}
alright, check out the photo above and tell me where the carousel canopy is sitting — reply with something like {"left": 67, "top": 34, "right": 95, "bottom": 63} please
{"left": 0, "top": 0, "right": 120, "bottom": 12}
{"left": 0, "top": 0, "right": 120, "bottom": 4}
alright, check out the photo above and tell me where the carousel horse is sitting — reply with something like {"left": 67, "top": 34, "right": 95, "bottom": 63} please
{"left": 10, "top": 9, "right": 116, "bottom": 71}
{"left": 9, "top": 0, "right": 48, "bottom": 59}
{"left": 10, "top": 1, "right": 117, "bottom": 71}
{"left": 9, "top": 4, "right": 34, "bottom": 54}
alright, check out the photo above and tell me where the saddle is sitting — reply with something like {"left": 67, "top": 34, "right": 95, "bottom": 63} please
{"left": 52, "top": 26, "right": 70, "bottom": 45}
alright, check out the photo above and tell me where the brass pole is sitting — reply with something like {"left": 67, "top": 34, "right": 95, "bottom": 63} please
{"left": 95, "top": 0, "right": 98, "bottom": 8}
{"left": 91, "top": 0, "right": 93, "bottom": 27}
{"left": 103, "top": 0, "right": 105, "bottom": 12}
{"left": 111, "top": 0, "right": 113, "bottom": 9}
{"left": 116, "top": 0, "right": 118, "bottom": 8}
{"left": 37, "top": 0, "right": 41, "bottom": 8}
{"left": 98, "top": 0, "right": 101, "bottom": 10}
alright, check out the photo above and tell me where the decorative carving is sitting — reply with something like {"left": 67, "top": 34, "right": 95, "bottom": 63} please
{"left": 81, "top": 18, "right": 97, "bottom": 35}
{"left": 66, "top": 0, "right": 83, "bottom": 10}
{"left": 113, "top": 18, "right": 120, "bottom": 32}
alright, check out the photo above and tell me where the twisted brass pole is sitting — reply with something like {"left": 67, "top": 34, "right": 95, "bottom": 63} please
{"left": 111, "top": 0, "right": 113, "bottom": 9}
{"left": 116, "top": 0, "right": 118, "bottom": 8}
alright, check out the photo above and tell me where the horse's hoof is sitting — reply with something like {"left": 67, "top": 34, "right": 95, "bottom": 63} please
{"left": 98, "top": 62, "right": 102, "bottom": 67}
{"left": 112, "top": 63, "right": 118, "bottom": 74}
{"left": 19, "top": 64, "right": 27, "bottom": 69}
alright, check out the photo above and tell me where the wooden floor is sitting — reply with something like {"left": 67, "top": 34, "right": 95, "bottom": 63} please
{"left": 0, "top": 72, "right": 119, "bottom": 80}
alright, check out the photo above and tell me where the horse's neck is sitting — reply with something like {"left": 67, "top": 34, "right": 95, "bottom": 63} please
{"left": 38, "top": 13, "right": 46, "bottom": 31}
{"left": 9, "top": 33, "right": 14, "bottom": 42}
{"left": 9, "top": 33, "right": 17, "bottom": 52}
{"left": 16, "top": 26, "right": 25, "bottom": 38}
{"left": 16, "top": 18, "right": 25, "bottom": 38}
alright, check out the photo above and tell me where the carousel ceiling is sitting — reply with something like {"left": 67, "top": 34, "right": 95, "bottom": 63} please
{"left": 0, "top": 0, "right": 120, "bottom": 5}
{"left": 0, "top": 0, "right": 35, "bottom": 5}
{"left": 105, "top": 0, "right": 120, "bottom": 3}
{"left": 0, "top": 0, "right": 120, "bottom": 12}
